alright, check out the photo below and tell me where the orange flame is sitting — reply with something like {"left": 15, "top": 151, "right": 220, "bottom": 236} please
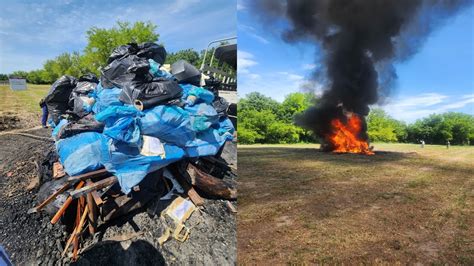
{"left": 327, "top": 114, "right": 374, "bottom": 155}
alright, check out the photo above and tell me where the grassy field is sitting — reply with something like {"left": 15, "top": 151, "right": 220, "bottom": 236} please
{"left": 0, "top": 84, "right": 50, "bottom": 115}
{"left": 238, "top": 143, "right": 474, "bottom": 264}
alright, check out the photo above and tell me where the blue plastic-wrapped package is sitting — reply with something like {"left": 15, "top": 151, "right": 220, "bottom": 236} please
{"left": 140, "top": 105, "right": 195, "bottom": 147}
{"left": 184, "top": 103, "right": 219, "bottom": 132}
{"left": 95, "top": 105, "right": 142, "bottom": 145}
{"left": 217, "top": 117, "right": 235, "bottom": 135}
{"left": 185, "top": 127, "right": 233, "bottom": 158}
{"left": 91, "top": 83, "right": 123, "bottom": 114}
{"left": 103, "top": 140, "right": 185, "bottom": 194}
{"left": 180, "top": 84, "right": 214, "bottom": 105}
{"left": 56, "top": 132, "right": 109, "bottom": 176}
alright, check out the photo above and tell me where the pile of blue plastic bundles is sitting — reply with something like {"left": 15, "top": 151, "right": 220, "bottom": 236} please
{"left": 51, "top": 64, "right": 234, "bottom": 194}
{"left": 55, "top": 132, "right": 109, "bottom": 176}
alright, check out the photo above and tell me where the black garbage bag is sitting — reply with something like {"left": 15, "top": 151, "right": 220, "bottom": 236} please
{"left": 136, "top": 42, "right": 166, "bottom": 65}
{"left": 120, "top": 77, "right": 183, "bottom": 109}
{"left": 204, "top": 75, "right": 222, "bottom": 96}
{"left": 171, "top": 60, "right": 201, "bottom": 86}
{"left": 57, "top": 114, "right": 105, "bottom": 139}
{"left": 101, "top": 55, "right": 150, "bottom": 89}
{"left": 68, "top": 73, "right": 99, "bottom": 118}
{"left": 106, "top": 42, "right": 166, "bottom": 65}
{"left": 69, "top": 95, "right": 95, "bottom": 118}
{"left": 107, "top": 43, "right": 140, "bottom": 64}
{"left": 44, "top": 75, "right": 77, "bottom": 124}
{"left": 77, "top": 73, "right": 99, "bottom": 84}
{"left": 212, "top": 96, "right": 230, "bottom": 117}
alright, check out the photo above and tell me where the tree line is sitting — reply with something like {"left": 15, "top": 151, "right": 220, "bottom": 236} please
{"left": 0, "top": 21, "right": 209, "bottom": 84}
{"left": 239, "top": 92, "right": 474, "bottom": 145}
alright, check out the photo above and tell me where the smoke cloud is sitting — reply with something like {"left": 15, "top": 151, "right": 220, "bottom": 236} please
{"left": 253, "top": 0, "right": 471, "bottom": 141}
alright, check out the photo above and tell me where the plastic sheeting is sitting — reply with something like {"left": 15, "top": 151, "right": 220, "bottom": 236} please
{"left": 91, "top": 83, "right": 123, "bottom": 114}
{"left": 103, "top": 141, "right": 185, "bottom": 193}
{"left": 56, "top": 132, "right": 109, "bottom": 176}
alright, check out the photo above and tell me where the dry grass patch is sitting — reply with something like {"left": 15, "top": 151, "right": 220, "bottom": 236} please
{"left": 238, "top": 143, "right": 474, "bottom": 264}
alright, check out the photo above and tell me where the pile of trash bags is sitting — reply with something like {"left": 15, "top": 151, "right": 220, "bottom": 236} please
{"left": 44, "top": 42, "right": 235, "bottom": 194}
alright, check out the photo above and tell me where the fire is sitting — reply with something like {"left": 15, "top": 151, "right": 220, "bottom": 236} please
{"left": 327, "top": 114, "right": 374, "bottom": 155}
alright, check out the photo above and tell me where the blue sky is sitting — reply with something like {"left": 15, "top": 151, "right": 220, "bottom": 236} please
{"left": 0, "top": 0, "right": 236, "bottom": 73}
{"left": 237, "top": 1, "right": 474, "bottom": 123}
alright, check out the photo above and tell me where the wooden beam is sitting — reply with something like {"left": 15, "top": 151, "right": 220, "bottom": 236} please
{"left": 86, "top": 181, "right": 98, "bottom": 234}
{"left": 69, "top": 176, "right": 118, "bottom": 199}
{"left": 187, "top": 163, "right": 237, "bottom": 200}
{"left": 169, "top": 163, "right": 205, "bottom": 206}
{"left": 51, "top": 181, "right": 85, "bottom": 224}
{"left": 61, "top": 205, "right": 89, "bottom": 258}
{"left": 66, "top": 168, "right": 108, "bottom": 183}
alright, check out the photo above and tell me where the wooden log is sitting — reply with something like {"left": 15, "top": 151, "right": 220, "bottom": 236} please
{"left": 86, "top": 181, "right": 98, "bottom": 234}
{"left": 66, "top": 168, "right": 108, "bottom": 184}
{"left": 168, "top": 164, "right": 204, "bottom": 206}
{"left": 187, "top": 164, "right": 237, "bottom": 200}
{"left": 51, "top": 181, "right": 85, "bottom": 224}
{"left": 72, "top": 197, "right": 83, "bottom": 260}
{"left": 27, "top": 181, "right": 71, "bottom": 214}
{"left": 69, "top": 176, "right": 118, "bottom": 199}
{"left": 90, "top": 190, "right": 103, "bottom": 206}
{"left": 61, "top": 205, "right": 89, "bottom": 258}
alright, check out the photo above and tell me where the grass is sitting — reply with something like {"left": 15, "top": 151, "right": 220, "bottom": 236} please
{"left": 238, "top": 143, "right": 474, "bottom": 264}
{"left": 0, "top": 84, "right": 50, "bottom": 115}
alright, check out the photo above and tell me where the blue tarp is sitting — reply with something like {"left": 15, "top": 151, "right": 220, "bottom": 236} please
{"left": 140, "top": 105, "right": 195, "bottom": 147}
{"left": 180, "top": 84, "right": 214, "bottom": 105}
{"left": 91, "top": 83, "right": 123, "bottom": 114}
{"left": 56, "top": 132, "right": 109, "bottom": 176}
{"left": 103, "top": 141, "right": 185, "bottom": 193}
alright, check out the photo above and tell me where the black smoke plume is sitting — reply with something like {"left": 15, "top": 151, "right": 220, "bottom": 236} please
{"left": 254, "top": 0, "right": 470, "bottom": 143}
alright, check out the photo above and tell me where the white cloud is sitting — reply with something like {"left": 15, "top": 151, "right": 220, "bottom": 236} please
{"left": 386, "top": 93, "right": 448, "bottom": 108}
{"left": 239, "top": 24, "right": 269, "bottom": 44}
{"left": 277, "top": 71, "right": 304, "bottom": 81}
{"left": 381, "top": 93, "right": 474, "bottom": 122}
{"left": 238, "top": 50, "right": 257, "bottom": 74}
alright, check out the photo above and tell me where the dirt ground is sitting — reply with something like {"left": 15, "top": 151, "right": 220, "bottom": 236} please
{"left": 0, "top": 128, "right": 236, "bottom": 265}
{"left": 238, "top": 143, "right": 474, "bottom": 264}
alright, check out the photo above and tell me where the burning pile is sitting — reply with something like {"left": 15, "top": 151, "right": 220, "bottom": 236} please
{"left": 256, "top": 0, "right": 470, "bottom": 155}
{"left": 328, "top": 113, "right": 374, "bottom": 155}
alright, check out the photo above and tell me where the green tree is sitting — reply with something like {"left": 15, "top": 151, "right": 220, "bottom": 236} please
{"left": 166, "top": 49, "right": 201, "bottom": 66}
{"left": 10, "top": 70, "right": 29, "bottom": 79}
{"left": 27, "top": 69, "right": 48, "bottom": 84}
{"left": 0, "top": 74, "right": 8, "bottom": 81}
{"left": 279, "top": 92, "right": 315, "bottom": 122}
{"left": 82, "top": 21, "right": 159, "bottom": 73}
{"left": 239, "top": 92, "right": 280, "bottom": 114}
{"left": 366, "top": 108, "right": 399, "bottom": 142}
{"left": 406, "top": 112, "right": 474, "bottom": 145}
